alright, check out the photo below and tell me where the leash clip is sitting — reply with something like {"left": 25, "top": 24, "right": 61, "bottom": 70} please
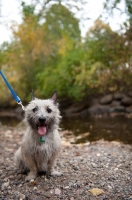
{"left": 17, "top": 101, "right": 25, "bottom": 111}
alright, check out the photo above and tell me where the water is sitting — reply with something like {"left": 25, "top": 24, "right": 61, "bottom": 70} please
{"left": 0, "top": 116, "right": 132, "bottom": 144}
{"left": 61, "top": 116, "right": 132, "bottom": 144}
{"left": 0, "top": 116, "right": 21, "bottom": 127}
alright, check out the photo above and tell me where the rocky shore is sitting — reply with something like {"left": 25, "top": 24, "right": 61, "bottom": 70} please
{"left": 1, "top": 92, "right": 132, "bottom": 120}
{"left": 62, "top": 92, "right": 132, "bottom": 118}
{"left": 0, "top": 123, "right": 132, "bottom": 200}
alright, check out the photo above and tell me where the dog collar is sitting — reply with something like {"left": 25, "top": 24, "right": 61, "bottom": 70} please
{"left": 39, "top": 135, "right": 46, "bottom": 143}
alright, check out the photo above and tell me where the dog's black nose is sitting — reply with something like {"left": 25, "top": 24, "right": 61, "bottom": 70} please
{"left": 39, "top": 116, "right": 46, "bottom": 122}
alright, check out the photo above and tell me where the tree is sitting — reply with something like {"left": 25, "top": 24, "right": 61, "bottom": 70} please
{"left": 36, "top": 3, "right": 81, "bottom": 99}
{"left": 21, "top": 0, "right": 88, "bottom": 19}
{"left": 103, "top": 0, "right": 132, "bottom": 91}
{"left": 104, "top": 0, "right": 132, "bottom": 21}
{"left": 44, "top": 4, "right": 80, "bottom": 41}
{"left": 0, "top": 2, "right": 81, "bottom": 102}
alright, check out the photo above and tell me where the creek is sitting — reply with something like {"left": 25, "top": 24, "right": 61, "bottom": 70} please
{"left": 0, "top": 115, "right": 132, "bottom": 144}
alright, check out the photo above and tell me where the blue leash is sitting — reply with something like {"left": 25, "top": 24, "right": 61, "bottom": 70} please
{"left": 0, "top": 70, "right": 25, "bottom": 110}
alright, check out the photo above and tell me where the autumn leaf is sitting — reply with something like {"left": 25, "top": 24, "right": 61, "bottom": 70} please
{"left": 30, "top": 179, "right": 38, "bottom": 186}
{"left": 88, "top": 188, "right": 105, "bottom": 196}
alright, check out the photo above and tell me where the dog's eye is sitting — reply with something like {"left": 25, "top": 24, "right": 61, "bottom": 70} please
{"left": 32, "top": 107, "right": 38, "bottom": 113}
{"left": 47, "top": 107, "right": 52, "bottom": 113}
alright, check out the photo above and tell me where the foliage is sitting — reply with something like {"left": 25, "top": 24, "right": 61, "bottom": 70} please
{"left": 44, "top": 4, "right": 80, "bottom": 41}
{"left": 104, "top": 0, "right": 132, "bottom": 22}
{"left": 0, "top": 1, "right": 132, "bottom": 106}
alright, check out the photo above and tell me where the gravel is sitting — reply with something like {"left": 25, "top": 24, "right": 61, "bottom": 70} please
{"left": 0, "top": 125, "right": 132, "bottom": 200}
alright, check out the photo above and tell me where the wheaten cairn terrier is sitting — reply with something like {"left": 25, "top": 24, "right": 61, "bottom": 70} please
{"left": 14, "top": 91, "right": 62, "bottom": 181}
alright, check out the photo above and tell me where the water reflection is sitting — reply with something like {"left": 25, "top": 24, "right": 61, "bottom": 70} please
{"left": 61, "top": 116, "right": 132, "bottom": 144}
{"left": 0, "top": 116, "right": 21, "bottom": 127}
{"left": 0, "top": 116, "right": 132, "bottom": 144}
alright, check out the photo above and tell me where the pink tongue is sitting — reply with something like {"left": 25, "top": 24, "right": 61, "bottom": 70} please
{"left": 38, "top": 126, "right": 47, "bottom": 135}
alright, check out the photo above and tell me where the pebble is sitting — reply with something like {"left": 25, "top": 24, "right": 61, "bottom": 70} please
{"left": 44, "top": 191, "right": 52, "bottom": 198}
{"left": 50, "top": 189, "right": 54, "bottom": 194}
{"left": 14, "top": 191, "right": 25, "bottom": 200}
{"left": 114, "top": 168, "right": 118, "bottom": 171}
{"left": 0, "top": 126, "right": 132, "bottom": 200}
{"left": 1, "top": 181, "right": 10, "bottom": 190}
{"left": 91, "top": 163, "right": 97, "bottom": 168}
{"left": 65, "top": 186, "right": 70, "bottom": 189}
{"left": 100, "top": 182, "right": 105, "bottom": 186}
{"left": 55, "top": 188, "right": 61, "bottom": 195}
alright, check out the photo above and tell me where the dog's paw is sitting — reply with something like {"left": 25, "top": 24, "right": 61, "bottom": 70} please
{"left": 50, "top": 170, "right": 63, "bottom": 176}
{"left": 25, "top": 173, "right": 36, "bottom": 181}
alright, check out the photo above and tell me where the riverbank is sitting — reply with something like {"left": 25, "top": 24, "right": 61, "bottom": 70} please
{"left": 0, "top": 124, "right": 132, "bottom": 200}
{"left": 62, "top": 92, "right": 132, "bottom": 118}
{"left": 1, "top": 92, "right": 132, "bottom": 120}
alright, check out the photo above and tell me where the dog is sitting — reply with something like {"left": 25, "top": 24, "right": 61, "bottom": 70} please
{"left": 14, "top": 90, "right": 62, "bottom": 181}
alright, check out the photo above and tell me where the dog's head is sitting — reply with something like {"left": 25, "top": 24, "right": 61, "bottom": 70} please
{"left": 25, "top": 91, "right": 61, "bottom": 135}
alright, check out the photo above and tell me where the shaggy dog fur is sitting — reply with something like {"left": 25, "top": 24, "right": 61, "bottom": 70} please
{"left": 14, "top": 91, "right": 62, "bottom": 181}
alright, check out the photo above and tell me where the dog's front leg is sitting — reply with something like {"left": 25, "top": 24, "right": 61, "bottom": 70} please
{"left": 48, "top": 154, "right": 62, "bottom": 176}
{"left": 24, "top": 155, "right": 37, "bottom": 181}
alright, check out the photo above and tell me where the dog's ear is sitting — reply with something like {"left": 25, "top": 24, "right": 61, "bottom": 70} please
{"left": 50, "top": 90, "right": 57, "bottom": 104}
{"left": 31, "top": 89, "right": 36, "bottom": 101}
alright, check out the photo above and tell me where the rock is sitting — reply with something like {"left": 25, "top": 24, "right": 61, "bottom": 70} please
{"left": 99, "top": 94, "right": 113, "bottom": 105}
{"left": 76, "top": 132, "right": 90, "bottom": 140}
{"left": 109, "top": 106, "right": 125, "bottom": 113}
{"left": 126, "top": 106, "right": 132, "bottom": 113}
{"left": 128, "top": 91, "right": 132, "bottom": 98}
{"left": 90, "top": 98, "right": 99, "bottom": 106}
{"left": 114, "top": 93, "right": 125, "bottom": 100}
{"left": 61, "top": 140, "right": 71, "bottom": 146}
{"left": 63, "top": 104, "right": 86, "bottom": 117}
{"left": 121, "top": 96, "right": 132, "bottom": 106}
{"left": 2, "top": 181, "right": 9, "bottom": 190}
{"left": 110, "top": 100, "right": 121, "bottom": 107}
{"left": 14, "top": 191, "right": 25, "bottom": 200}
{"left": 88, "top": 105, "right": 110, "bottom": 115}
{"left": 0, "top": 130, "right": 132, "bottom": 200}
{"left": 100, "top": 182, "right": 105, "bottom": 186}
{"left": 91, "top": 163, "right": 97, "bottom": 168}
{"left": 70, "top": 138, "right": 76, "bottom": 144}
{"left": 55, "top": 188, "right": 61, "bottom": 195}
{"left": 65, "top": 186, "right": 70, "bottom": 189}
{"left": 44, "top": 191, "right": 52, "bottom": 198}
{"left": 80, "top": 109, "right": 89, "bottom": 117}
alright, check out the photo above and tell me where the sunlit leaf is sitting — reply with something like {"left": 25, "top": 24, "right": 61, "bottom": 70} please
{"left": 89, "top": 188, "right": 105, "bottom": 196}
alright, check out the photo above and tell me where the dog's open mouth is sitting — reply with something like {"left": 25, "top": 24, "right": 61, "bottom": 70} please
{"left": 38, "top": 125, "right": 47, "bottom": 136}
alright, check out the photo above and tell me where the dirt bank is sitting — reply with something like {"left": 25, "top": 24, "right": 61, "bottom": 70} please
{"left": 0, "top": 124, "right": 132, "bottom": 200}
